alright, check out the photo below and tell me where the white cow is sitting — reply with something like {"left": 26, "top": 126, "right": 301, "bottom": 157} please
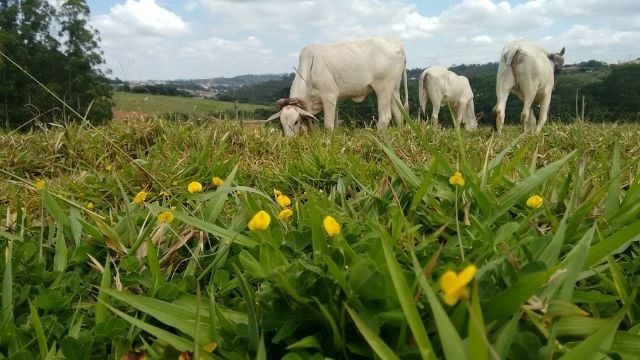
{"left": 266, "top": 37, "right": 408, "bottom": 136}
{"left": 494, "top": 39, "right": 565, "bottom": 134}
{"left": 418, "top": 66, "right": 477, "bottom": 131}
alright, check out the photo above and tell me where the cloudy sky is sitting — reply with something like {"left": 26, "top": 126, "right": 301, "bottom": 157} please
{"left": 83, "top": 0, "right": 640, "bottom": 80}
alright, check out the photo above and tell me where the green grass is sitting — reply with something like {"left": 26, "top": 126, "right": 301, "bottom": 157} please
{"left": 1, "top": 118, "right": 640, "bottom": 359}
{"left": 113, "top": 92, "right": 272, "bottom": 119}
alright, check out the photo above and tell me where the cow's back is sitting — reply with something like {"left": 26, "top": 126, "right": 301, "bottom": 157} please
{"left": 425, "top": 66, "right": 472, "bottom": 102}
{"left": 307, "top": 37, "right": 405, "bottom": 94}
{"left": 499, "top": 39, "right": 554, "bottom": 97}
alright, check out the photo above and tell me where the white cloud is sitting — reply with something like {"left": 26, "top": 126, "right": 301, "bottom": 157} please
{"left": 94, "top": 0, "right": 189, "bottom": 38}
{"left": 90, "top": 0, "right": 640, "bottom": 79}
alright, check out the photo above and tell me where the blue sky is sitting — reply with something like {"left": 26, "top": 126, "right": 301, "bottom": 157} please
{"left": 82, "top": 0, "right": 640, "bottom": 80}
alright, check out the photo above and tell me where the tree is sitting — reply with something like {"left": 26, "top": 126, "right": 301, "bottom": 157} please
{"left": 0, "top": 0, "right": 112, "bottom": 129}
{"left": 58, "top": 0, "right": 112, "bottom": 123}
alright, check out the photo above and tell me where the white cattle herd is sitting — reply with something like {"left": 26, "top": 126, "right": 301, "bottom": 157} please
{"left": 266, "top": 36, "right": 566, "bottom": 136}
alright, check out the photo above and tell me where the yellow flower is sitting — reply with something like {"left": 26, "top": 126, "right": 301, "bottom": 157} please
{"left": 105, "top": 164, "right": 113, "bottom": 172}
{"left": 323, "top": 216, "right": 341, "bottom": 237}
{"left": 212, "top": 176, "right": 224, "bottom": 186}
{"left": 527, "top": 195, "right": 544, "bottom": 209}
{"left": 188, "top": 181, "right": 203, "bottom": 193}
{"left": 278, "top": 208, "right": 293, "bottom": 220}
{"left": 133, "top": 191, "right": 148, "bottom": 204}
{"left": 34, "top": 180, "right": 46, "bottom": 190}
{"left": 248, "top": 210, "right": 271, "bottom": 231}
{"left": 157, "top": 211, "right": 175, "bottom": 223}
{"left": 276, "top": 194, "right": 292, "bottom": 208}
{"left": 274, "top": 189, "right": 283, "bottom": 197}
{"left": 449, "top": 171, "right": 465, "bottom": 187}
{"left": 86, "top": 202, "right": 95, "bottom": 210}
{"left": 440, "top": 265, "right": 477, "bottom": 306}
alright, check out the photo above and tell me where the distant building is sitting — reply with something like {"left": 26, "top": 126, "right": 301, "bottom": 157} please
{"left": 618, "top": 58, "right": 640, "bottom": 65}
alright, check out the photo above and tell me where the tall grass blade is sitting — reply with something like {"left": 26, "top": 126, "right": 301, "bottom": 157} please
{"left": 376, "top": 224, "right": 435, "bottom": 359}
{"left": 487, "top": 150, "right": 577, "bottom": 224}
{"left": 468, "top": 284, "right": 489, "bottom": 360}
{"left": 494, "top": 312, "right": 520, "bottom": 358}
{"left": 28, "top": 299, "right": 48, "bottom": 359}
{"left": 346, "top": 305, "right": 401, "bottom": 360}
{"left": 95, "top": 257, "right": 111, "bottom": 324}
{"left": 537, "top": 212, "right": 569, "bottom": 267}
{"left": 2, "top": 238, "right": 14, "bottom": 334}
{"left": 104, "top": 302, "right": 194, "bottom": 351}
{"left": 149, "top": 204, "right": 257, "bottom": 248}
{"left": 234, "top": 264, "right": 260, "bottom": 351}
{"left": 409, "top": 250, "right": 465, "bottom": 360}
{"left": 101, "top": 288, "right": 217, "bottom": 343}
{"left": 585, "top": 218, "right": 640, "bottom": 267}
{"left": 53, "top": 223, "right": 67, "bottom": 273}
{"left": 558, "top": 314, "right": 623, "bottom": 360}
{"left": 603, "top": 142, "right": 621, "bottom": 220}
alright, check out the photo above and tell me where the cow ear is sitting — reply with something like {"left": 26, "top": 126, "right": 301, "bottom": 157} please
{"left": 265, "top": 111, "right": 281, "bottom": 122}
{"left": 559, "top": 47, "right": 565, "bottom": 56}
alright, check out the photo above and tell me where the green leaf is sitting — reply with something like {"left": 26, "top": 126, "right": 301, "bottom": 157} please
{"left": 286, "top": 335, "right": 322, "bottom": 350}
{"left": 485, "top": 268, "right": 555, "bottom": 322}
{"left": 238, "top": 250, "right": 265, "bottom": 278}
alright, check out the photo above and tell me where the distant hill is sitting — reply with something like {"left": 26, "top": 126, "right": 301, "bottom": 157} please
{"left": 111, "top": 60, "right": 640, "bottom": 124}
{"left": 168, "top": 74, "right": 288, "bottom": 89}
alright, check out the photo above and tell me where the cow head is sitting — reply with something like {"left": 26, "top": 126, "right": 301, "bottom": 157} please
{"left": 462, "top": 100, "right": 478, "bottom": 131}
{"left": 265, "top": 97, "right": 318, "bottom": 137}
{"left": 548, "top": 47, "right": 566, "bottom": 74}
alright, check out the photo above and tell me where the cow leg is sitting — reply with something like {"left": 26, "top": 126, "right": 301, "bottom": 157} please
{"left": 430, "top": 95, "right": 442, "bottom": 128}
{"left": 322, "top": 96, "right": 338, "bottom": 131}
{"left": 454, "top": 102, "right": 465, "bottom": 129}
{"left": 519, "top": 88, "right": 537, "bottom": 133}
{"left": 536, "top": 94, "right": 552, "bottom": 133}
{"left": 528, "top": 109, "right": 537, "bottom": 132}
{"left": 495, "top": 70, "right": 514, "bottom": 134}
{"left": 376, "top": 91, "right": 393, "bottom": 131}
{"left": 391, "top": 90, "right": 403, "bottom": 127}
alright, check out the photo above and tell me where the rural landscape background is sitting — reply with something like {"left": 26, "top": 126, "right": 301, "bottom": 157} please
{"left": 2, "top": 1, "right": 640, "bottom": 359}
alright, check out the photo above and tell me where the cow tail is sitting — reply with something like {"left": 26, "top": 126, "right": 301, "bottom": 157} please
{"left": 418, "top": 70, "right": 428, "bottom": 118}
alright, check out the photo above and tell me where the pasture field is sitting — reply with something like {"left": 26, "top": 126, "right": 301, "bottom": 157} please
{"left": 112, "top": 92, "right": 272, "bottom": 120}
{"left": 1, "top": 117, "right": 640, "bottom": 359}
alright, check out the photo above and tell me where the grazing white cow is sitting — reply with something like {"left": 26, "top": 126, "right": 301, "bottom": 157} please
{"left": 266, "top": 37, "right": 408, "bottom": 136}
{"left": 494, "top": 39, "right": 565, "bottom": 134}
{"left": 418, "top": 66, "right": 477, "bottom": 131}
